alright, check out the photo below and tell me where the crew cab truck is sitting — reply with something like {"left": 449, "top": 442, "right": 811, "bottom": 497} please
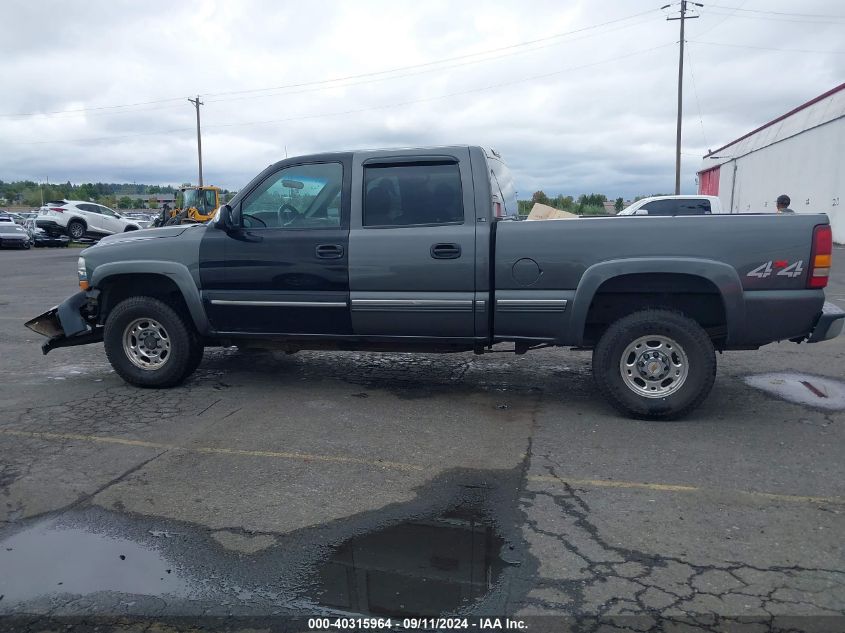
{"left": 26, "top": 146, "right": 844, "bottom": 419}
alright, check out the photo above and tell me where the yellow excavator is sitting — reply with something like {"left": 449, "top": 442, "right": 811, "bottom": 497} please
{"left": 155, "top": 185, "right": 222, "bottom": 226}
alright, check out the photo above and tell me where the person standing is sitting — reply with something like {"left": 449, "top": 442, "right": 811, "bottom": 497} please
{"left": 776, "top": 194, "right": 795, "bottom": 214}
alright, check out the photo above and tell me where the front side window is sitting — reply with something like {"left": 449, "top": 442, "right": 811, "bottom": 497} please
{"left": 241, "top": 163, "right": 343, "bottom": 229}
{"left": 640, "top": 199, "right": 677, "bottom": 216}
{"left": 364, "top": 162, "right": 463, "bottom": 227}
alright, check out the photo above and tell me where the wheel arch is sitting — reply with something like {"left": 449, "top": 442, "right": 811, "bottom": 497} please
{"left": 91, "top": 262, "right": 209, "bottom": 335}
{"left": 66, "top": 215, "right": 88, "bottom": 232}
{"left": 568, "top": 258, "right": 745, "bottom": 347}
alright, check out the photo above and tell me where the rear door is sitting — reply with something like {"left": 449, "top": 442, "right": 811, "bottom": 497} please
{"left": 199, "top": 159, "right": 352, "bottom": 335}
{"left": 348, "top": 149, "right": 477, "bottom": 339}
{"left": 77, "top": 204, "right": 107, "bottom": 233}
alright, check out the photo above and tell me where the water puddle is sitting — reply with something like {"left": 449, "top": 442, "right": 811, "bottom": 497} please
{"left": 0, "top": 519, "right": 192, "bottom": 606}
{"left": 312, "top": 507, "right": 506, "bottom": 617}
{"left": 744, "top": 372, "right": 845, "bottom": 410}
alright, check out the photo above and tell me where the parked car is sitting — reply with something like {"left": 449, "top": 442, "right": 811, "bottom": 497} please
{"left": 0, "top": 214, "right": 16, "bottom": 224}
{"left": 0, "top": 223, "right": 32, "bottom": 249}
{"left": 617, "top": 195, "right": 724, "bottom": 216}
{"left": 35, "top": 200, "right": 142, "bottom": 240}
{"left": 122, "top": 212, "right": 155, "bottom": 229}
{"left": 25, "top": 146, "right": 843, "bottom": 419}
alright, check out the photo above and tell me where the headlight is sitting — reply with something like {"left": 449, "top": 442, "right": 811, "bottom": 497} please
{"left": 77, "top": 256, "right": 89, "bottom": 290}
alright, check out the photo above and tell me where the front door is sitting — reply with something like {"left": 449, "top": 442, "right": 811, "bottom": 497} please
{"left": 200, "top": 160, "right": 351, "bottom": 335}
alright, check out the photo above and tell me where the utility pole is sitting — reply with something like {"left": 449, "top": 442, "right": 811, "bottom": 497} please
{"left": 188, "top": 95, "right": 204, "bottom": 186}
{"left": 666, "top": 1, "right": 700, "bottom": 194}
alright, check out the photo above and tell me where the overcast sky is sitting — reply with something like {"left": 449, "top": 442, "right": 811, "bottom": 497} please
{"left": 1, "top": 0, "right": 843, "bottom": 198}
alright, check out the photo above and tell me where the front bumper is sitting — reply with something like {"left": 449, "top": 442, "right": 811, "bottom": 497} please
{"left": 807, "top": 301, "right": 845, "bottom": 343}
{"left": 0, "top": 237, "right": 29, "bottom": 248}
{"left": 25, "top": 291, "right": 103, "bottom": 354}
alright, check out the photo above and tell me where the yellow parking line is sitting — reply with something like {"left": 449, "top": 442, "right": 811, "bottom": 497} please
{"left": 1, "top": 428, "right": 841, "bottom": 504}
{"left": 0, "top": 429, "right": 424, "bottom": 472}
{"left": 527, "top": 474, "right": 845, "bottom": 506}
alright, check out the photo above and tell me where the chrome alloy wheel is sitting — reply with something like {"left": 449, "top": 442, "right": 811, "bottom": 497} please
{"left": 620, "top": 335, "right": 688, "bottom": 398}
{"left": 122, "top": 318, "right": 171, "bottom": 370}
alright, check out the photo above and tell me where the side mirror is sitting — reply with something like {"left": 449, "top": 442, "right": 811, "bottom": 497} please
{"left": 217, "top": 204, "right": 237, "bottom": 230}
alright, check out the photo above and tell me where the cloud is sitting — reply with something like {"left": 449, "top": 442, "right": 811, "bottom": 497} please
{"left": 1, "top": 0, "right": 843, "bottom": 198}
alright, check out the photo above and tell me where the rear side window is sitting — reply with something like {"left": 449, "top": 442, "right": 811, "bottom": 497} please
{"left": 676, "top": 199, "right": 711, "bottom": 215}
{"left": 363, "top": 162, "right": 463, "bottom": 227}
{"left": 640, "top": 199, "right": 677, "bottom": 216}
{"left": 488, "top": 156, "right": 518, "bottom": 219}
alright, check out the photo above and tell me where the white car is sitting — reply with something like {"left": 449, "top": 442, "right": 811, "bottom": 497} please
{"left": 36, "top": 200, "right": 142, "bottom": 240}
{"left": 617, "top": 195, "right": 724, "bottom": 216}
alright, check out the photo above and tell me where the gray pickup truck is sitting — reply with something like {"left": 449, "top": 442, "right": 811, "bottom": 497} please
{"left": 26, "top": 146, "right": 844, "bottom": 419}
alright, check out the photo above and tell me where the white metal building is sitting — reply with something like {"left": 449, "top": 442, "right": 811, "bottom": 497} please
{"left": 698, "top": 82, "right": 844, "bottom": 243}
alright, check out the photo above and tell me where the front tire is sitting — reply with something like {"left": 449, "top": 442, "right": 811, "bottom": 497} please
{"left": 104, "top": 297, "right": 200, "bottom": 388}
{"left": 592, "top": 309, "right": 716, "bottom": 420}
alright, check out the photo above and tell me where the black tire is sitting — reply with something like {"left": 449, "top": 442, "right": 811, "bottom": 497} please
{"left": 592, "top": 309, "right": 716, "bottom": 420}
{"left": 104, "top": 297, "right": 200, "bottom": 388}
{"left": 67, "top": 219, "right": 86, "bottom": 240}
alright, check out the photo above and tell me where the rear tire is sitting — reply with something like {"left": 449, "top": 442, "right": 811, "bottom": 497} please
{"left": 104, "top": 297, "right": 201, "bottom": 388}
{"left": 67, "top": 219, "right": 86, "bottom": 240}
{"left": 592, "top": 309, "right": 716, "bottom": 420}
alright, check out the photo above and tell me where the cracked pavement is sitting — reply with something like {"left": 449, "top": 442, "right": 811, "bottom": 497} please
{"left": 0, "top": 246, "right": 843, "bottom": 630}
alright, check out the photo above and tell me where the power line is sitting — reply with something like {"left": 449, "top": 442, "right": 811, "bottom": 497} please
{"left": 684, "top": 45, "right": 709, "bottom": 150}
{"left": 0, "top": 7, "right": 661, "bottom": 120}
{"left": 705, "top": 4, "right": 845, "bottom": 19}
{"left": 693, "top": 0, "right": 747, "bottom": 37}
{"left": 1, "top": 43, "right": 673, "bottom": 147}
{"left": 689, "top": 40, "right": 845, "bottom": 54}
{"left": 0, "top": 14, "right": 654, "bottom": 121}
{"left": 0, "top": 97, "right": 186, "bottom": 119}
{"left": 703, "top": 8, "right": 845, "bottom": 25}
{"left": 203, "top": 14, "right": 659, "bottom": 107}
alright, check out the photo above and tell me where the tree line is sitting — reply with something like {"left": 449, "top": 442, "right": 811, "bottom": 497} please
{"left": 518, "top": 191, "right": 625, "bottom": 217}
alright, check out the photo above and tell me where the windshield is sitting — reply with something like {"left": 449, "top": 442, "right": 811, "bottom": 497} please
{"left": 181, "top": 189, "right": 216, "bottom": 212}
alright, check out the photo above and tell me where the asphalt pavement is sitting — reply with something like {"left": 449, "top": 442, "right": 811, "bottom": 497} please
{"left": 0, "top": 245, "right": 843, "bottom": 631}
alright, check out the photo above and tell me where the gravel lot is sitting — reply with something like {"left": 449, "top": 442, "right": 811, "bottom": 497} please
{"left": 1, "top": 245, "right": 843, "bottom": 630}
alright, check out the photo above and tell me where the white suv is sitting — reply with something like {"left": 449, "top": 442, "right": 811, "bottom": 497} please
{"left": 36, "top": 200, "right": 142, "bottom": 240}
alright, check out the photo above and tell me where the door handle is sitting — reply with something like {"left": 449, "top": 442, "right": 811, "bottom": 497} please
{"left": 316, "top": 243, "right": 344, "bottom": 259}
{"left": 430, "top": 243, "right": 461, "bottom": 259}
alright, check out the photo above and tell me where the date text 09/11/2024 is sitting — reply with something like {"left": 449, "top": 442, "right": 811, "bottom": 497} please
{"left": 307, "top": 617, "right": 528, "bottom": 630}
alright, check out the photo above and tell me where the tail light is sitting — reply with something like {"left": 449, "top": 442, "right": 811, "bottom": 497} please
{"left": 49, "top": 206, "right": 65, "bottom": 213}
{"left": 807, "top": 224, "right": 832, "bottom": 289}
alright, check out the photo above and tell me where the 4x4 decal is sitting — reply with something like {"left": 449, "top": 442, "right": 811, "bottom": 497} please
{"left": 747, "top": 260, "right": 804, "bottom": 278}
